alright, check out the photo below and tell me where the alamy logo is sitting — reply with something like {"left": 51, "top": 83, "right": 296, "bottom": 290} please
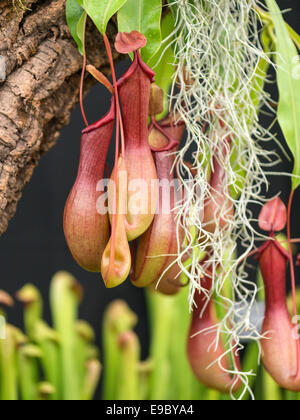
{"left": 0, "top": 315, "right": 6, "bottom": 340}
{"left": 95, "top": 176, "right": 202, "bottom": 218}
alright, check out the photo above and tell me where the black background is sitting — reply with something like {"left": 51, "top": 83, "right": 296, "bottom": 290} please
{"left": 0, "top": 0, "right": 299, "bottom": 367}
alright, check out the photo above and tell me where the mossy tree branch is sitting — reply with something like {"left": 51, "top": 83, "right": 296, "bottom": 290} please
{"left": 0, "top": 0, "right": 119, "bottom": 235}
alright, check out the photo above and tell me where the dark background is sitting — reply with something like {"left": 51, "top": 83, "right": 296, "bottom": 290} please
{"left": 0, "top": 0, "right": 299, "bottom": 363}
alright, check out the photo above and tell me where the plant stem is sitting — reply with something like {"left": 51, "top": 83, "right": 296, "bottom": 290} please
{"left": 16, "top": 284, "right": 43, "bottom": 342}
{"left": 103, "top": 34, "right": 125, "bottom": 155}
{"left": 82, "top": 359, "right": 101, "bottom": 401}
{"left": 75, "top": 320, "right": 97, "bottom": 396}
{"left": 147, "top": 288, "right": 174, "bottom": 400}
{"left": 80, "top": 14, "right": 88, "bottom": 127}
{"left": 35, "top": 320, "right": 60, "bottom": 400}
{"left": 17, "top": 344, "right": 41, "bottom": 400}
{"left": 116, "top": 331, "right": 140, "bottom": 400}
{"left": 102, "top": 300, "right": 137, "bottom": 400}
{"left": 169, "top": 287, "right": 204, "bottom": 400}
{"left": 50, "top": 271, "right": 82, "bottom": 400}
{"left": 0, "top": 325, "right": 18, "bottom": 400}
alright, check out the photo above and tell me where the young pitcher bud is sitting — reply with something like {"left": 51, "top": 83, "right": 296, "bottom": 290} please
{"left": 258, "top": 198, "right": 300, "bottom": 392}
{"left": 148, "top": 84, "right": 164, "bottom": 117}
{"left": 259, "top": 239, "right": 300, "bottom": 391}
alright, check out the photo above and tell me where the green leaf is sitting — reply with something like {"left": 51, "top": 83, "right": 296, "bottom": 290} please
{"left": 250, "top": 28, "right": 271, "bottom": 111}
{"left": 118, "top": 0, "right": 162, "bottom": 63}
{"left": 76, "top": 11, "right": 87, "bottom": 55}
{"left": 83, "top": 0, "right": 128, "bottom": 35}
{"left": 229, "top": 27, "right": 271, "bottom": 200}
{"left": 148, "top": 11, "right": 176, "bottom": 117}
{"left": 66, "top": 0, "right": 85, "bottom": 55}
{"left": 286, "top": 23, "right": 300, "bottom": 51}
{"left": 266, "top": 0, "right": 300, "bottom": 190}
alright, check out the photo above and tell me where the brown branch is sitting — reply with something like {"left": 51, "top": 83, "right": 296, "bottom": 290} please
{"left": 0, "top": 0, "right": 120, "bottom": 235}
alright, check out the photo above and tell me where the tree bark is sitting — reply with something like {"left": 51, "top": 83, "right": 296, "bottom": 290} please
{"left": 0, "top": 0, "right": 119, "bottom": 235}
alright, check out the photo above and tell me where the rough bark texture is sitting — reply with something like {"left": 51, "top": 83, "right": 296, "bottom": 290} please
{"left": 0, "top": 0, "right": 119, "bottom": 235}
